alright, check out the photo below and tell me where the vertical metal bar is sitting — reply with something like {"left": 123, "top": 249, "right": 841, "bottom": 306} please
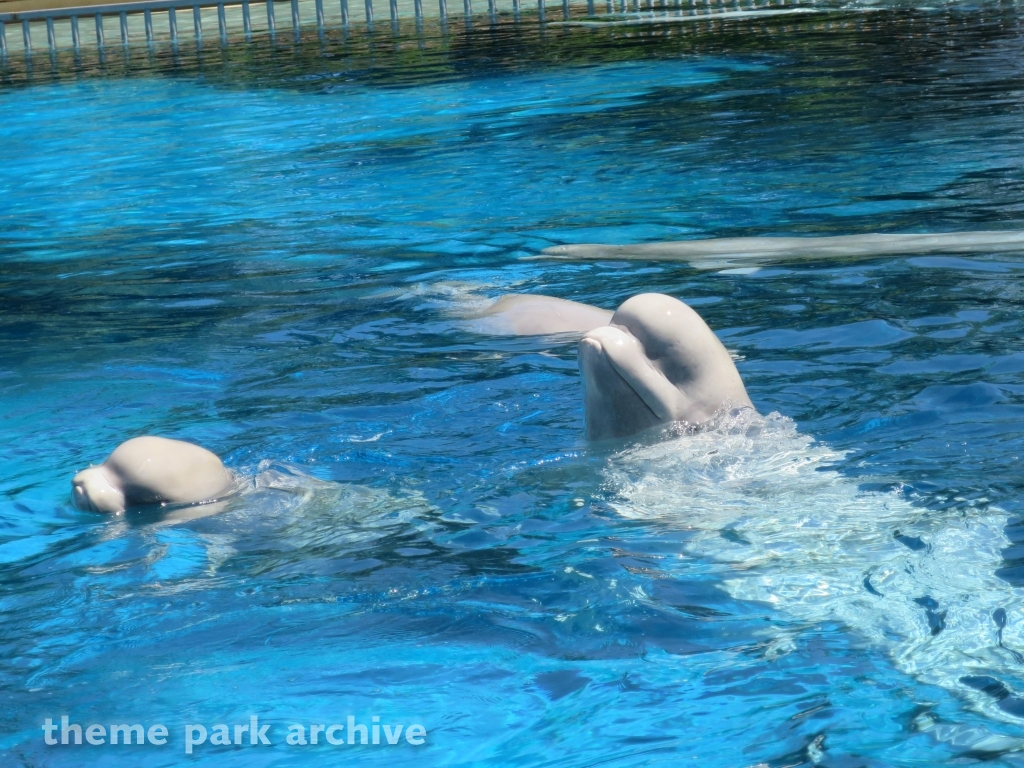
{"left": 364, "top": 0, "right": 373, "bottom": 28}
{"left": 537, "top": 0, "right": 544, "bottom": 21}
{"left": 218, "top": 3, "right": 227, "bottom": 43}
{"left": 438, "top": 0, "right": 447, "bottom": 23}
{"left": 46, "top": 17, "right": 55, "bottom": 51}
{"left": 169, "top": 7, "right": 178, "bottom": 43}
{"left": 414, "top": 0, "right": 422, "bottom": 23}
{"left": 71, "top": 15, "right": 79, "bottom": 48}
{"left": 463, "top": 0, "right": 471, "bottom": 18}
{"left": 242, "top": 0, "right": 252, "bottom": 38}
{"left": 119, "top": 11, "right": 128, "bottom": 45}
{"left": 290, "top": 0, "right": 299, "bottom": 34}
{"left": 315, "top": 0, "right": 324, "bottom": 33}
{"left": 193, "top": 5, "right": 202, "bottom": 43}
{"left": 512, "top": 0, "right": 520, "bottom": 15}
{"left": 605, "top": 0, "right": 610, "bottom": 11}
{"left": 487, "top": 0, "right": 495, "bottom": 18}
{"left": 95, "top": 13, "right": 104, "bottom": 47}
{"left": 562, "top": 0, "right": 568, "bottom": 18}
{"left": 266, "top": 0, "right": 275, "bottom": 34}
{"left": 341, "top": 0, "right": 349, "bottom": 27}
{"left": 145, "top": 9, "right": 153, "bottom": 41}
{"left": 0, "top": 21, "right": 6, "bottom": 57}
{"left": 22, "top": 19, "right": 31, "bottom": 54}
{"left": 389, "top": 0, "right": 397, "bottom": 25}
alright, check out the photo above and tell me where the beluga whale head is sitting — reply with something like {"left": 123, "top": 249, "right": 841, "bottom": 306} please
{"left": 578, "top": 293, "right": 754, "bottom": 440}
{"left": 72, "top": 436, "right": 234, "bottom": 515}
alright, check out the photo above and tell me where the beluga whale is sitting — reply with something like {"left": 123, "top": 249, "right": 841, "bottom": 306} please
{"left": 534, "top": 230, "right": 1024, "bottom": 270}
{"left": 72, "top": 436, "right": 233, "bottom": 514}
{"left": 469, "top": 292, "right": 751, "bottom": 439}
{"left": 578, "top": 293, "right": 752, "bottom": 440}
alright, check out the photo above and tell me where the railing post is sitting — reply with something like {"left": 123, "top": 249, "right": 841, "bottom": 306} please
{"left": 341, "top": 0, "right": 349, "bottom": 27}
{"left": 193, "top": 5, "right": 202, "bottom": 45}
{"left": 0, "top": 21, "right": 6, "bottom": 57}
{"left": 218, "top": 3, "right": 227, "bottom": 43}
{"left": 463, "top": 0, "right": 471, "bottom": 18}
{"left": 144, "top": 9, "right": 153, "bottom": 41}
{"left": 364, "top": 0, "right": 373, "bottom": 29}
{"left": 119, "top": 11, "right": 128, "bottom": 45}
{"left": 562, "top": 0, "right": 568, "bottom": 18}
{"left": 315, "top": 0, "right": 324, "bottom": 33}
{"left": 389, "top": 0, "right": 397, "bottom": 26}
{"left": 169, "top": 7, "right": 178, "bottom": 44}
{"left": 94, "top": 13, "right": 103, "bottom": 47}
{"left": 537, "top": 0, "right": 544, "bottom": 21}
{"left": 438, "top": 0, "right": 447, "bottom": 23}
{"left": 46, "top": 16, "right": 56, "bottom": 52}
{"left": 290, "top": 0, "right": 299, "bottom": 37}
{"left": 266, "top": 0, "right": 275, "bottom": 34}
{"left": 71, "top": 15, "right": 79, "bottom": 48}
{"left": 414, "top": 0, "right": 422, "bottom": 22}
{"left": 22, "top": 19, "right": 31, "bottom": 54}
{"left": 242, "top": 0, "right": 251, "bottom": 38}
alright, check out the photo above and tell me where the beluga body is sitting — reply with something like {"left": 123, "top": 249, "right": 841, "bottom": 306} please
{"left": 578, "top": 293, "right": 752, "bottom": 440}
{"left": 469, "top": 294, "right": 613, "bottom": 336}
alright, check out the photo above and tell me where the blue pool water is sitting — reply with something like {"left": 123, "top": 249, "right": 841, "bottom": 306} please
{"left": 4, "top": 9, "right": 1024, "bottom": 765}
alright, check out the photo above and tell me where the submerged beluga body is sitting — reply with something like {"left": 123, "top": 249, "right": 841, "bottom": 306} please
{"left": 537, "top": 230, "right": 1024, "bottom": 270}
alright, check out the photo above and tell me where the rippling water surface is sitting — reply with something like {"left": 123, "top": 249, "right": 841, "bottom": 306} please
{"left": 4, "top": 8, "right": 1024, "bottom": 766}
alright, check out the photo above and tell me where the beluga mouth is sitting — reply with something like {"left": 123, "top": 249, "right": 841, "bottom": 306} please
{"left": 578, "top": 293, "right": 753, "bottom": 440}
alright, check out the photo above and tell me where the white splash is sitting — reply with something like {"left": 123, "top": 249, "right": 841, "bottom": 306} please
{"left": 605, "top": 410, "right": 1024, "bottom": 733}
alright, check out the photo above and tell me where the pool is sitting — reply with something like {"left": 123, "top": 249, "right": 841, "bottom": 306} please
{"left": 4, "top": 8, "right": 1024, "bottom": 765}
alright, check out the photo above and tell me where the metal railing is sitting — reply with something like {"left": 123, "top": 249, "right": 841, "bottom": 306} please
{"left": 0, "top": 0, "right": 522, "bottom": 55}
{"left": 0, "top": 0, "right": 834, "bottom": 58}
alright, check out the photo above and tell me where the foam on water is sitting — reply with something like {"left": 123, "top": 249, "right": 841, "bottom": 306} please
{"left": 607, "top": 409, "right": 1024, "bottom": 732}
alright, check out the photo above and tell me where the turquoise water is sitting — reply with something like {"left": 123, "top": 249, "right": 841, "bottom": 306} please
{"left": 4, "top": 9, "right": 1024, "bottom": 765}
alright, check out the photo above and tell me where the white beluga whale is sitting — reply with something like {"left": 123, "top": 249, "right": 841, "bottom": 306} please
{"left": 466, "top": 292, "right": 751, "bottom": 440}
{"left": 72, "top": 436, "right": 234, "bottom": 515}
{"left": 578, "top": 293, "right": 753, "bottom": 440}
{"left": 468, "top": 293, "right": 613, "bottom": 336}
{"left": 535, "top": 230, "right": 1024, "bottom": 270}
